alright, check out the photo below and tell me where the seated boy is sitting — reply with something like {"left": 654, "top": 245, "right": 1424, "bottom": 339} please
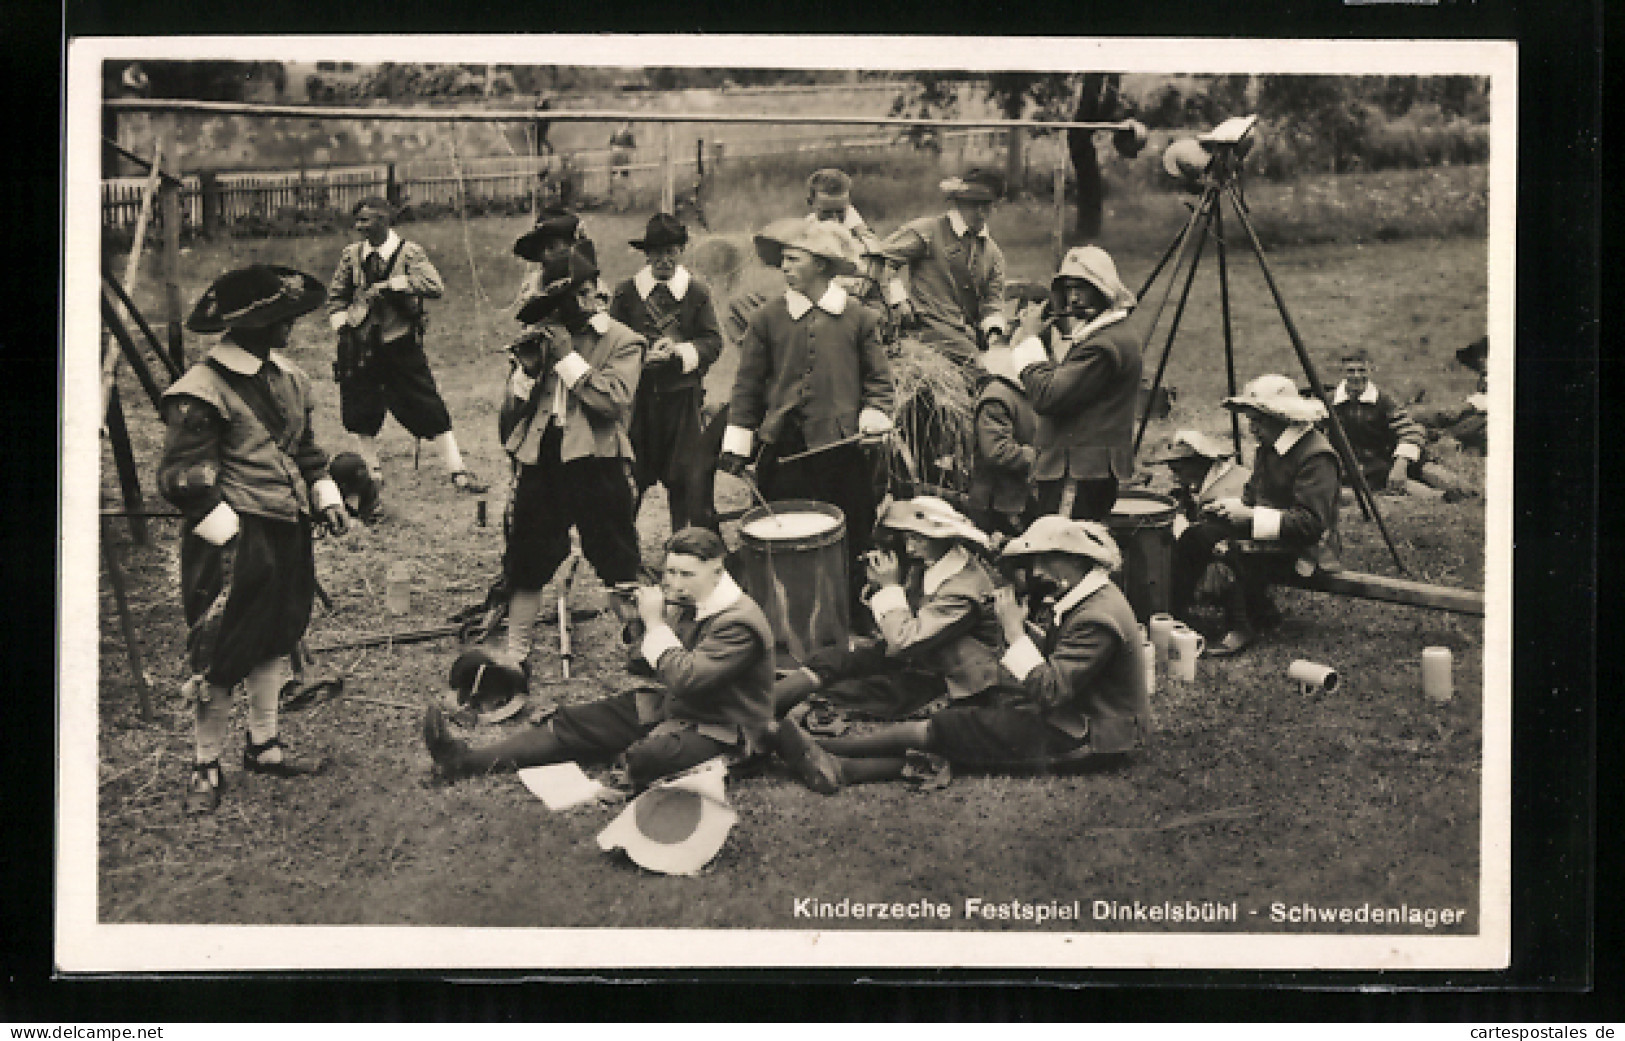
{"left": 1148, "top": 429, "right": 1251, "bottom": 539}
{"left": 770, "top": 496, "right": 1006, "bottom": 723}
{"left": 1331, "top": 346, "right": 1472, "bottom": 500}
{"left": 775, "top": 517, "right": 1150, "bottom": 792}
{"left": 424, "top": 527, "right": 776, "bottom": 792}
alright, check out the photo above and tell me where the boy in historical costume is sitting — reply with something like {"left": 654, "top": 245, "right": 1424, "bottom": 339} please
{"left": 494, "top": 248, "right": 646, "bottom": 678}
{"left": 158, "top": 265, "right": 351, "bottom": 814}
{"left": 1007, "top": 245, "right": 1143, "bottom": 524}
{"left": 513, "top": 206, "right": 604, "bottom": 311}
{"left": 608, "top": 213, "right": 725, "bottom": 532}
{"left": 1170, "top": 374, "right": 1343, "bottom": 657}
{"left": 719, "top": 220, "right": 895, "bottom": 561}
{"left": 966, "top": 344, "right": 1040, "bottom": 539}
{"left": 803, "top": 168, "right": 888, "bottom": 309}
{"left": 769, "top": 496, "right": 1007, "bottom": 726}
{"left": 877, "top": 169, "right": 1011, "bottom": 367}
{"left": 1331, "top": 346, "right": 1472, "bottom": 501}
{"left": 776, "top": 517, "right": 1150, "bottom": 793}
{"left": 326, "top": 197, "right": 484, "bottom": 495}
{"left": 1415, "top": 337, "right": 1489, "bottom": 456}
{"left": 1149, "top": 429, "right": 1252, "bottom": 539}
{"left": 424, "top": 528, "right": 776, "bottom": 792}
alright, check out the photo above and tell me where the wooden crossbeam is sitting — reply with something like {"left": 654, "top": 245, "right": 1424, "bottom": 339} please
{"left": 1290, "top": 569, "right": 1484, "bottom": 616}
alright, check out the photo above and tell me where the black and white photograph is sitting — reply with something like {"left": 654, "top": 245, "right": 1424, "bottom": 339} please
{"left": 59, "top": 35, "right": 1515, "bottom": 973}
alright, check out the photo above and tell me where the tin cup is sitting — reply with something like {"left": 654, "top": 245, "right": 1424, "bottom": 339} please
{"left": 385, "top": 561, "right": 412, "bottom": 616}
{"left": 1287, "top": 659, "right": 1340, "bottom": 696}
{"left": 1168, "top": 624, "right": 1205, "bottom": 683}
{"left": 1422, "top": 647, "right": 1453, "bottom": 703}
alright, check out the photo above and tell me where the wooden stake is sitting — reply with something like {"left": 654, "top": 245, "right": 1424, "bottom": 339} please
{"left": 101, "top": 142, "right": 163, "bottom": 420}
{"left": 1052, "top": 141, "right": 1066, "bottom": 266}
{"left": 101, "top": 524, "right": 154, "bottom": 720}
{"left": 661, "top": 123, "right": 675, "bottom": 214}
{"left": 156, "top": 116, "right": 186, "bottom": 375}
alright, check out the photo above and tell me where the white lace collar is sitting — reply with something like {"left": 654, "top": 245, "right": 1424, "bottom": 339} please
{"left": 923, "top": 545, "right": 972, "bottom": 596}
{"left": 633, "top": 264, "right": 690, "bottom": 302}
{"left": 1332, "top": 380, "right": 1379, "bottom": 406}
{"left": 695, "top": 572, "right": 744, "bottom": 621}
{"left": 1053, "top": 569, "right": 1111, "bottom": 621}
{"left": 785, "top": 283, "right": 848, "bottom": 320}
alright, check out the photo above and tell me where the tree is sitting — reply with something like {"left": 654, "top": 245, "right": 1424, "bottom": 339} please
{"left": 890, "top": 72, "right": 1125, "bottom": 242}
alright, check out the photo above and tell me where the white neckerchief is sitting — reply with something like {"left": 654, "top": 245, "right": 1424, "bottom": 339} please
{"left": 922, "top": 545, "right": 972, "bottom": 596}
{"left": 362, "top": 230, "right": 402, "bottom": 268}
{"left": 947, "top": 209, "right": 991, "bottom": 240}
{"left": 1047, "top": 308, "right": 1131, "bottom": 361}
{"left": 550, "top": 313, "right": 613, "bottom": 419}
{"left": 633, "top": 264, "right": 690, "bottom": 302}
{"left": 1052, "top": 569, "right": 1111, "bottom": 622}
{"left": 1197, "top": 457, "right": 1239, "bottom": 500}
{"left": 1332, "top": 380, "right": 1379, "bottom": 406}
{"left": 1272, "top": 423, "right": 1312, "bottom": 455}
{"left": 693, "top": 572, "right": 744, "bottom": 621}
{"left": 785, "top": 283, "right": 848, "bottom": 321}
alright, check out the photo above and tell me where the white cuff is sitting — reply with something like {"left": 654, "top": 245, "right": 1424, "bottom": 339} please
{"left": 1466, "top": 393, "right": 1488, "bottom": 413}
{"left": 1253, "top": 506, "right": 1283, "bottom": 541}
{"left": 193, "top": 501, "right": 240, "bottom": 546}
{"left": 311, "top": 477, "right": 343, "bottom": 514}
{"left": 674, "top": 343, "right": 700, "bottom": 373}
{"left": 981, "top": 313, "right": 1009, "bottom": 334}
{"left": 858, "top": 407, "right": 894, "bottom": 436}
{"left": 869, "top": 584, "right": 910, "bottom": 619}
{"left": 1010, "top": 337, "right": 1049, "bottom": 374}
{"left": 386, "top": 274, "right": 411, "bottom": 292}
{"left": 640, "top": 623, "right": 684, "bottom": 669}
{"left": 1394, "top": 442, "right": 1422, "bottom": 462}
{"left": 884, "top": 281, "right": 909, "bottom": 307}
{"left": 553, "top": 351, "right": 591, "bottom": 389}
{"left": 722, "top": 425, "right": 754, "bottom": 458}
{"left": 1001, "top": 634, "right": 1045, "bottom": 682}
{"left": 328, "top": 311, "right": 349, "bottom": 331}
{"left": 509, "top": 369, "right": 537, "bottom": 401}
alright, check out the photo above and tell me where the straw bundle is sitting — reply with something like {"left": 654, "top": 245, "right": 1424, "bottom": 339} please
{"left": 885, "top": 337, "right": 978, "bottom": 499}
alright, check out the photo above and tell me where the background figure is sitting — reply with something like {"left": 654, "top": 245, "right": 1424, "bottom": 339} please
{"left": 1009, "top": 246, "right": 1142, "bottom": 523}
{"left": 1415, "top": 337, "right": 1489, "bottom": 455}
{"left": 878, "top": 169, "right": 1010, "bottom": 367}
{"left": 326, "top": 196, "right": 484, "bottom": 496}
{"left": 1331, "top": 346, "right": 1473, "bottom": 501}
{"left": 804, "top": 167, "right": 889, "bottom": 311}
{"left": 609, "top": 213, "right": 725, "bottom": 532}
{"left": 966, "top": 344, "right": 1040, "bottom": 539}
{"left": 158, "top": 264, "right": 350, "bottom": 814}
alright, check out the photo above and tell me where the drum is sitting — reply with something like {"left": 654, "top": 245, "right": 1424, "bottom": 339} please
{"left": 1107, "top": 490, "right": 1178, "bottom": 623}
{"left": 735, "top": 500, "right": 849, "bottom": 667}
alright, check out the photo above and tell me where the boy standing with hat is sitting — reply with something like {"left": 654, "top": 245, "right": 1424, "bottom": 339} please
{"left": 1170, "top": 374, "right": 1342, "bottom": 656}
{"left": 609, "top": 213, "right": 725, "bottom": 532}
{"left": 496, "top": 247, "right": 646, "bottom": 674}
{"left": 877, "top": 168, "right": 1010, "bottom": 366}
{"left": 159, "top": 264, "right": 351, "bottom": 813}
{"left": 424, "top": 527, "right": 776, "bottom": 792}
{"left": 720, "top": 219, "right": 895, "bottom": 561}
{"left": 326, "top": 197, "right": 484, "bottom": 496}
{"left": 513, "top": 206, "right": 603, "bottom": 309}
{"left": 966, "top": 344, "right": 1040, "bottom": 538}
{"left": 1007, "top": 245, "right": 1143, "bottom": 523}
{"left": 777, "top": 516, "right": 1149, "bottom": 792}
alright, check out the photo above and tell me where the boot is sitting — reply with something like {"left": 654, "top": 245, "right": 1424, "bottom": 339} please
{"left": 243, "top": 735, "right": 328, "bottom": 777}
{"left": 184, "top": 760, "right": 224, "bottom": 815}
{"left": 422, "top": 704, "right": 473, "bottom": 780}
{"left": 1209, "top": 573, "right": 1258, "bottom": 658}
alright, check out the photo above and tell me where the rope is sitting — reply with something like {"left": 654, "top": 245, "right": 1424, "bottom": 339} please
{"left": 445, "top": 122, "right": 502, "bottom": 353}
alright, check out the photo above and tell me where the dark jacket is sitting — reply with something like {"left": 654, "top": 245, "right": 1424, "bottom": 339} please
{"left": 158, "top": 344, "right": 336, "bottom": 524}
{"left": 1007, "top": 574, "right": 1150, "bottom": 754}
{"left": 644, "top": 580, "right": 777, "bottom": 749}
{"left": 869, "top": 548, "right": 1006, "bottom": 701}
{"left": 607, "top": 266, "right": 724, "bottom": 395}
{"left": 501, "top": 312, "right": 645, "bottom": 466}
{"left": 1246, "top": 426, "right": 1342, "bottom": 574}
{"left": 1329, "top": 381, "right": 1427, "bottom": 484}
{"left": 327, "top": 236, "right": 443, "bottom": 345}
{"left": 1018, "top": 310, "right": 1144, "bottom": 483}
{"left": 968, "top": 374, "right": 1039, "bottom": 518}
{"left": 729, "top": 288, "right": 893, "bottom": 451}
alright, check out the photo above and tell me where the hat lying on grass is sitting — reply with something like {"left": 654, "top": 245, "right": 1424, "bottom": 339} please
{"left": 1222, "top": 373, "right": 1327, "bottom": 424}
{"left": 596, "top": 757, "right": 738, "bottom": 876}
{"left": 447, "top": 648, "right": 528, "bottom": 726}
{"left": 186, "top": 264, "right": 326, "bottom": 334}
{"left": 1001, "top": 516, "right": 1123, "bottom": 573}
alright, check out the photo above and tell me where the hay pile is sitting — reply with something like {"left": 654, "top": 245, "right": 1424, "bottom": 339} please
{"left": 885, "top": 337, "right": 978, "bottom": 500}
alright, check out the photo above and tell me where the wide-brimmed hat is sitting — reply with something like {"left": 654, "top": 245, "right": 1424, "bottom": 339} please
{"left": 939, "top": 168, "right": 1003, "bottom": 203}
{"left": 1147, "top": 429, "right": 1234, "bottom": 464}
{"left": 595, "top": 757, "right": 738, "bottom": 876}
{"left": 514, "top": 208, "right": 588, "bottom": 262}
{"left": 878, "top": 495, "right": 989, "bottom": 549}
{"left": 447, "top": 647, "right": 528, "bottom": 726}
{"left": 1002, "top": 516, "right": 1122, "bottom": 572}
{"left": 752, "top": 218, "right": 859, "bottom": 277}
{"left": 515, "top": 249, "right": 601, "bottom": 325}
{"left": 1222, "top": 373, "right": 1328, "bottom": 424}
{"left": 1051, "top": 245, "right": 1136, "bottom": 311}
{"left": 630, "top": 212, "right": 689, "bottom": 251}
{"left": 1455, "top": 336, "right": 1488, "bottom": 374}
{"left": 186, "top": 264, "right": 327, "bottom": 334}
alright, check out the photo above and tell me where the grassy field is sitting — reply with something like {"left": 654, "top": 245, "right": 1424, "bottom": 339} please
{"left": 92, "top": 180, "right": 1489, "bottom": 937}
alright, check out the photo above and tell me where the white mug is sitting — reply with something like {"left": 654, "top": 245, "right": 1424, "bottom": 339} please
{"left": 1148, "top": 613, "right": 1176, "bottom": 668}
{"left": 1168, "top": 625, "right": 1205, "bottom": 682}
{"left": 1288, "top": 659, "right": 1340, "bottom": 696}
{"left": 1422, "top": 647, "right": 1453, "bottom": 703}
{"left": 1141, "top": 639, "right": 1157, "bottom": 696}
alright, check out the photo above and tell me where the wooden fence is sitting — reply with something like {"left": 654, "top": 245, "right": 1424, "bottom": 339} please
{"left": 101, "top": 129, "right": 1009, "bottom": 234}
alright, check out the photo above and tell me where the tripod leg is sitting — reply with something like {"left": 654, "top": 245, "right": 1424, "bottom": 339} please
{"left": 1212, "top": 208, "right": 1244, "bottom": 457}
{"left": 1134, "top": 193, "right": 1217, "bottom": 455}
{"left": 1136, "top": 189, "right": 1216, "bottom": 364}
{"left": 101, "top": 528, "right": 154, "bottom": 721}
{"left": 1136, "top": 198, "right": 1202, "bottom": 302}
{"left": 1223, "top": 183, "right": 1407, "bottom": 575}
